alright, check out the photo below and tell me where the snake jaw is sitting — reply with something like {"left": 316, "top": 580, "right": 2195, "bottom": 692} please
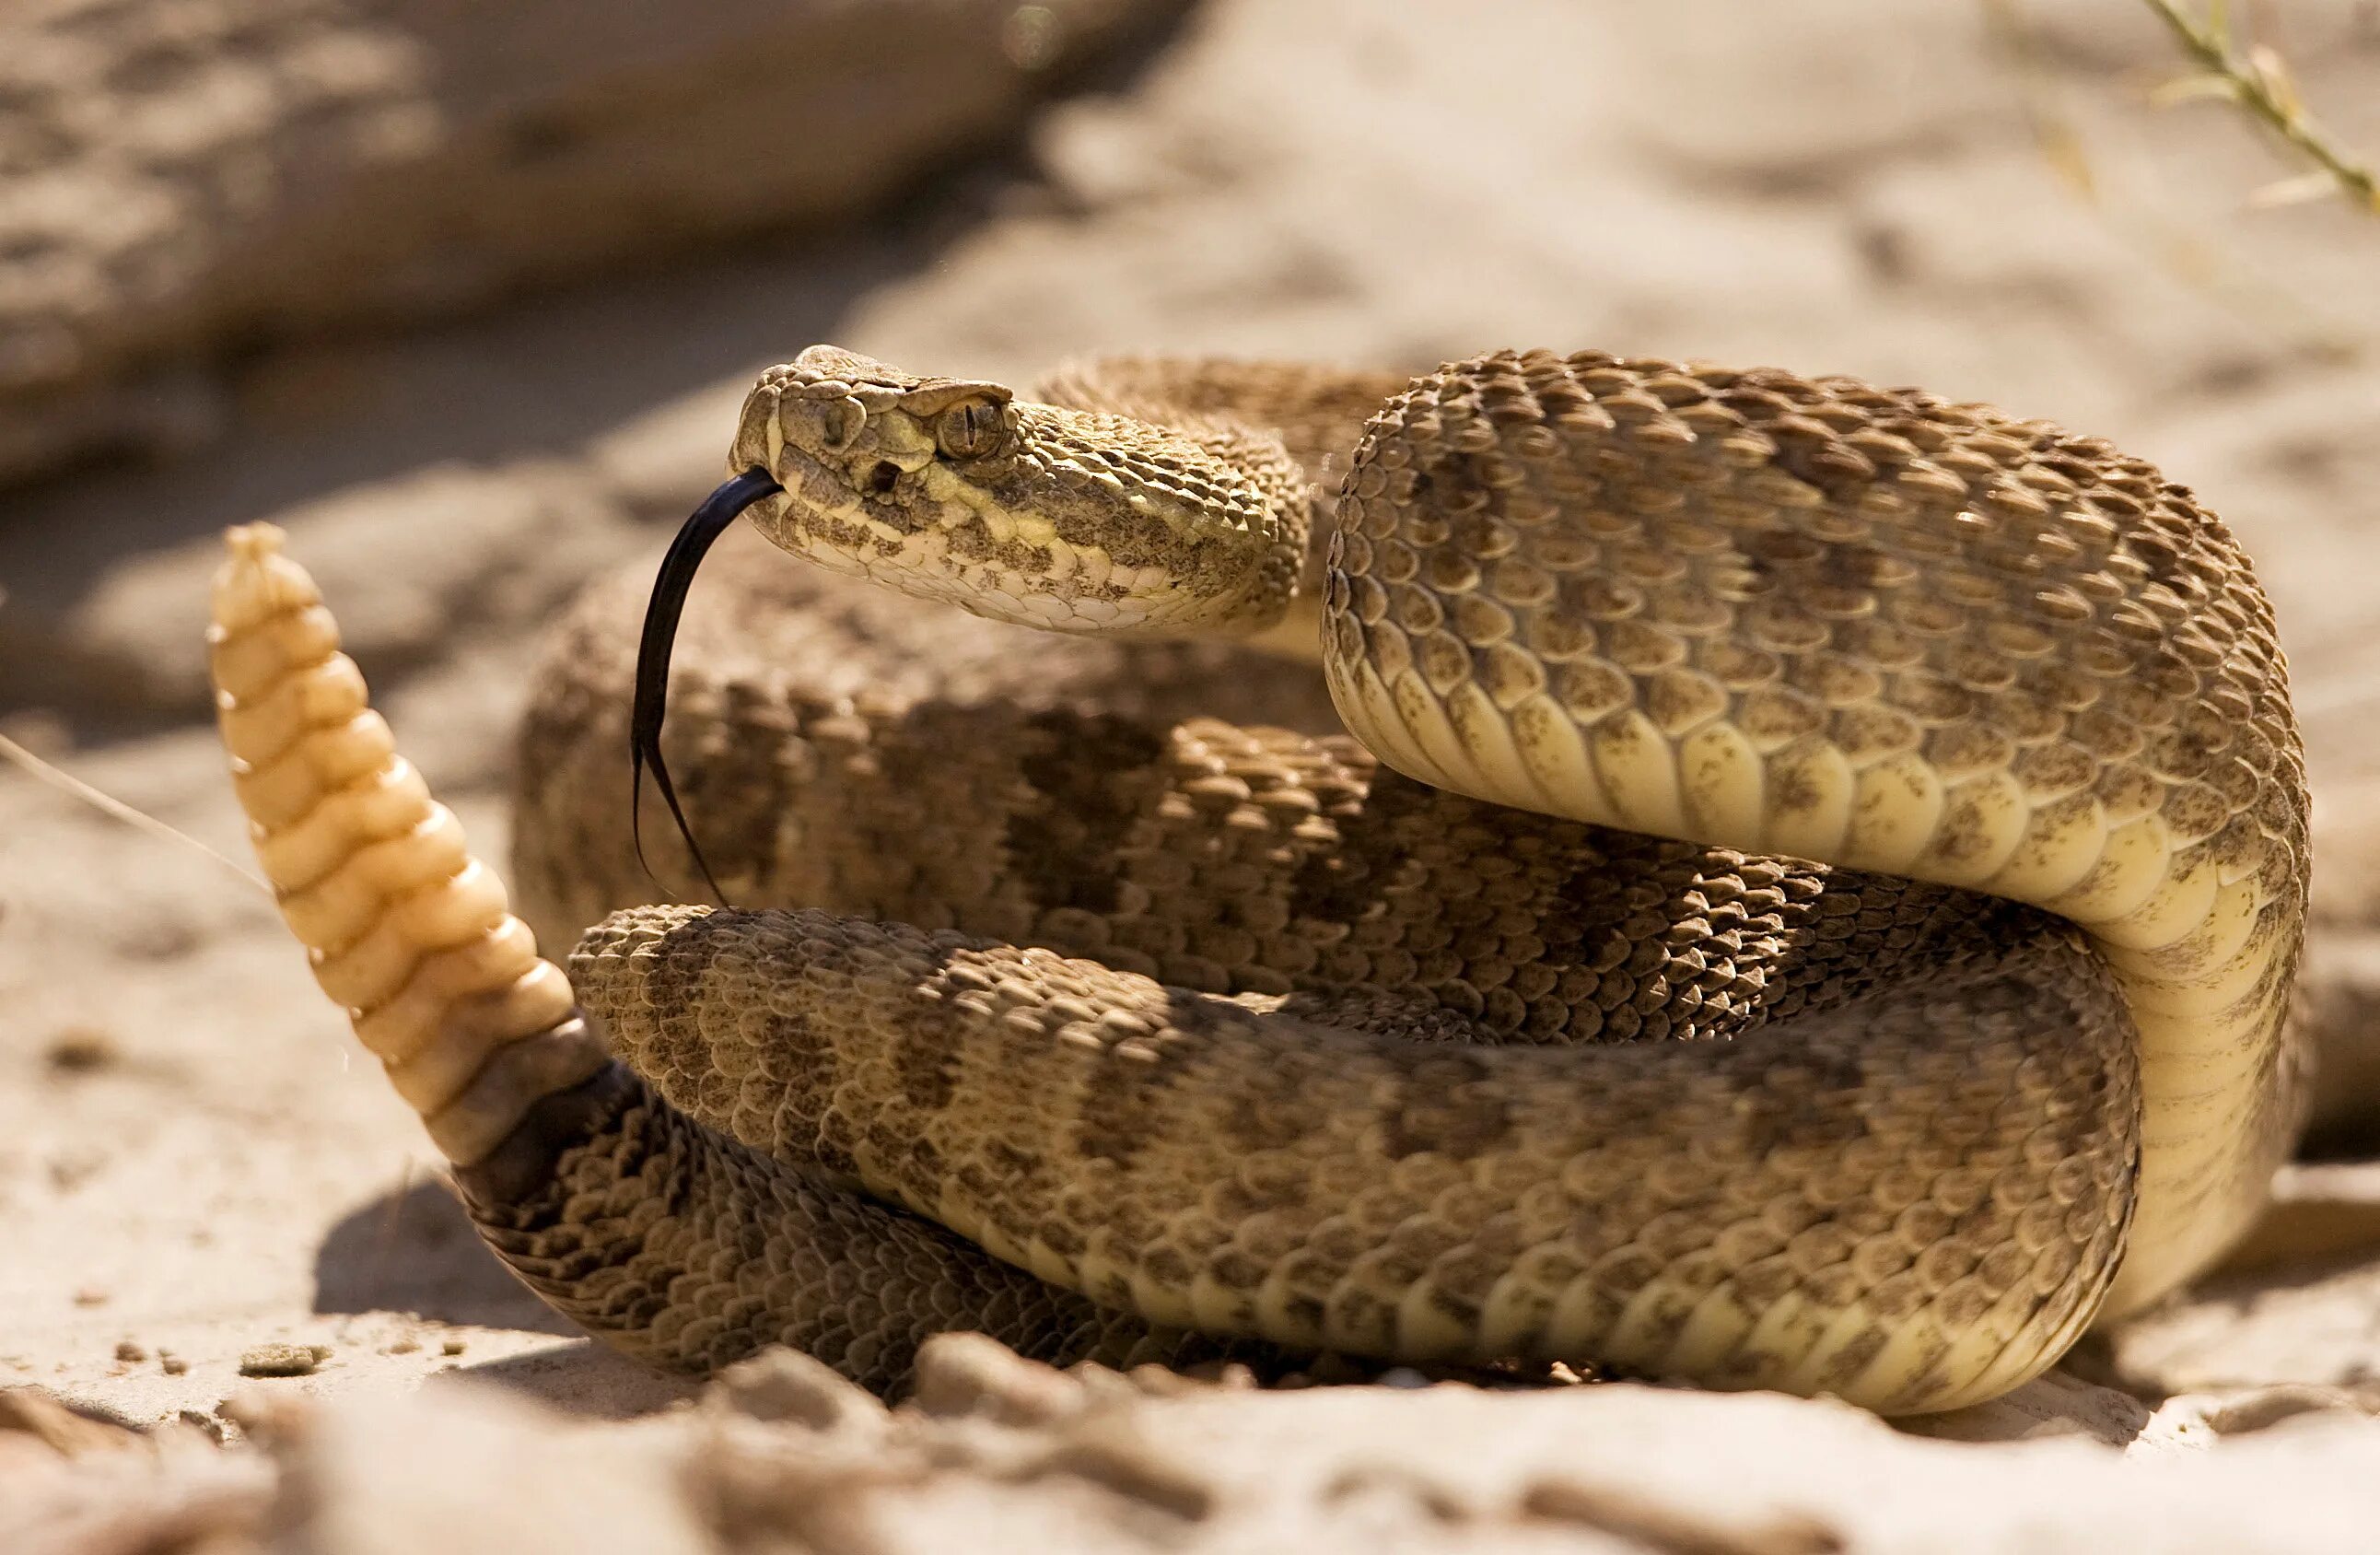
{"left": 736, "top": 363, "right": 955, "bottom": 558}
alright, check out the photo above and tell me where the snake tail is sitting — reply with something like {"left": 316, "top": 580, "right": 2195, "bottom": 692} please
{"left": 205, "top": 523, "right": 1229, "bottom": 1391}
{"left": 209, "top": 522, "right": 601, "bottom": 1162}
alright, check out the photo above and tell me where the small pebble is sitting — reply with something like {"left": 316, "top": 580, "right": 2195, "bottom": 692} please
{"left": 239, "top": 1343, "right": 331, "bottom": 1378}
{"left": 440, "top": 1339, "right": 466, "bottom": 1357}
{"left": 113, "top": 1341, "right": 146, "bottom": 1363}
{"left": 159, "top": 1352, "right": 188, "bottom": 1376}
{"left": 73, "top": 1288, "right": 108, "bottom": 1307}
{"left": 44, "top": 1027, "right": 119, "bottom": 1073}
{"left": 385, "top": 1338, "right": 420, "bottom": 1355}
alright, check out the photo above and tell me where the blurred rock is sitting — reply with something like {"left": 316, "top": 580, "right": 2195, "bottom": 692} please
{"left": 0, "top": 1450, "right": 268, "bottom": 1555}
{"left": 278, "top": 1386, "right": 708, "bottom": 1555}
{"left": 0, "top": 1390, "right": 267, "bottom": 1555}
{"left": 0, "top": 0, "right": 1188, "bottom": 487}
{"left": 18, "top": 1341, "right": 2380, "bottom": 1553}
{"left": 1896, "top": 1368, "right": 2155, "bottom": 1448}
{"left": 2220, "top": 1163, "right": 2380, "bottom": 1278}
{"left": 0, "top": 1386, "right": 146, "bottom": 1460}
{"left": 703, "top": 1345, "right": 888, "bottom": 1440}
{"left": 2292, "top": 930, "right": 2380, "bottom": 1155}
{"left": 2308, "top": 773, "right": 2380, "bottom": 931}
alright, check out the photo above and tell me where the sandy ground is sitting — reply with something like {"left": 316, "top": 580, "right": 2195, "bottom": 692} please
{"left": 7, "top": 0, "right": 2380, "bottom": 1523}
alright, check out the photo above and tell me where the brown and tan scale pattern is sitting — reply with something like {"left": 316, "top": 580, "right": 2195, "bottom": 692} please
{"left": 566, "top": 883, "right": 2136, "bottom": 1411}
{"left": 1322, "top": 351, "right": 2305, "bottom": 1315}
{"left": 210, "top": 345, "right": 2307, "bottom": 1415}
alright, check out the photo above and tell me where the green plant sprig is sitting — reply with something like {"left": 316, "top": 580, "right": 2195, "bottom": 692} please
{"left": 2140, "top": 0, "right": 2380, "bottom": 216}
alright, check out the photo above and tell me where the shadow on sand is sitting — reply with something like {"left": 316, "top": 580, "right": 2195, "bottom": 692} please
{"left": 437, "top": 1341, "right": 700, "bottom": 1421}
{"left": 315, "top": 1175, "right": 703, "bottom": 1419}
{"left": 312, "top": 1175, "right": 578, "bottom": 1337}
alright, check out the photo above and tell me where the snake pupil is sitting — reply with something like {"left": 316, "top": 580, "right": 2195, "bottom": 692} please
{"left": 932, "top": 396, "right": 1007, "bottom": 461}
{"left": 868, "top": 461, "right": 901, "bottom": 495}
{"left": 631, "top": 467, "right": 785, "bottom": 904}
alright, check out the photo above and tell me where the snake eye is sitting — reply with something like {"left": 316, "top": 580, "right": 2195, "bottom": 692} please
{"left": 934, "top": 397, "right": 1008, "bottom": 461}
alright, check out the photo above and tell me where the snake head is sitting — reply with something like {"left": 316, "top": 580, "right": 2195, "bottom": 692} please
{"left": 728, "top": 345, "right": 1307, "bottom": 637}
{"left": 731, "top": 345, "right": 1020, "bottom": 560}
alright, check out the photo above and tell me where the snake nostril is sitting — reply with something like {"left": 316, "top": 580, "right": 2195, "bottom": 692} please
{"left": 868, "top": 462, "right": 901, "bottom": 496}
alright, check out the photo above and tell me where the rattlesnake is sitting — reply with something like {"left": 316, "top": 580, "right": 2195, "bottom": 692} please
{"left": 207, "top": 346, "right": 2307, "bottom": 1414}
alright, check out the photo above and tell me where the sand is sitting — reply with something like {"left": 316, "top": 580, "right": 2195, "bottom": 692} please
{"left": 6, "top": 1, "right": 2380, "bottom": 1547}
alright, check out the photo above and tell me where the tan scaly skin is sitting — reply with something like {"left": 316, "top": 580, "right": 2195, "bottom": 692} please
{"left": 209, "top": 345, "right": 2307, "bottom": 1413}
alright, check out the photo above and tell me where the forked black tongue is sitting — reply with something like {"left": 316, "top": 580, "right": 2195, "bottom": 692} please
{"left": 632, "top": 467, "right": 784, "bottom": 903}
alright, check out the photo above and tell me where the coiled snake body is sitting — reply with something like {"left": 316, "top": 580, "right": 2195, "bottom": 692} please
{"left": 208, "top": 346, "right": 2307, "bottom": 1414}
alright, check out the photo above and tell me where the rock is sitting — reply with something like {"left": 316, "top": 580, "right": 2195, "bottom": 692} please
{"left": 0, "top": 0, "right": 1189, "bottom": 487}
{"left": 620, "top": 1354, "right": 2380, "bottom": 1551}
{"left": 0, "top": 1388, "right": 265, "bottom": 1555}
{"left": 13, "top": 1348, "right": 2374, "bottom": 1553}
{"left": 1896, "top": 1369, "right": 2154, "bottom": 1449}
{"left": 2158, "top": 1385, "right": 2380, "bottom": 1438}
{"left": 275, "top": 1386, "right": 709, "bottom": 1555}
{"left": 0, "top": 1386, "right": 146, "bottom": 1460}
{"left": 0, "top": 1448, "right": 268, "bottom": 1555}
{"left": 2216, "top": 1163, "right": 2380, "bottom": 1279}
{"left": 911, "top": 1330, "right": 1096, "bottom": 1428}
{"left": 238, "top": 1342, "right": 329, "bottom": 1378}
{"left": 706, "top": 1346, "right": 888, "bottom": 1440}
